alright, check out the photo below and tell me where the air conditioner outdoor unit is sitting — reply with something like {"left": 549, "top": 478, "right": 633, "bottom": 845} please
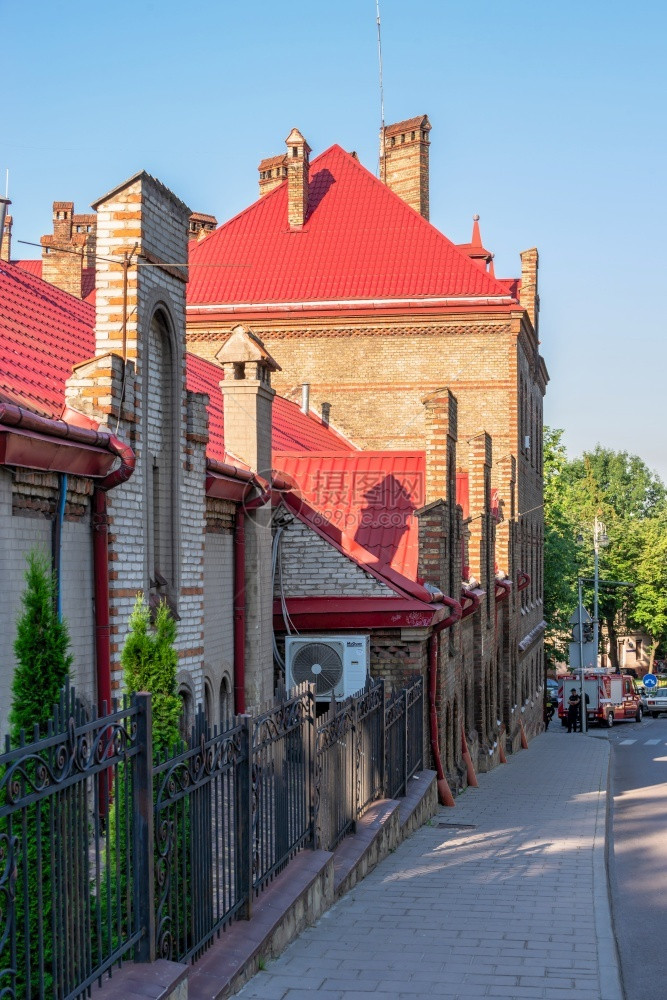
{"left": 285, "top": 635, "right": 370, "bottom": 701}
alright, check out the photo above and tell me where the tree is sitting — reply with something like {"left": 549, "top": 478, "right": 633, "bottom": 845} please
{"left": 543, "top": 430, "right": 667, "bottom": 670}
{"left": 543, "top": 428, "right": 579, "bottom": 665}
{"left": 9, "top": 549, "right": 72, "bottom": 742}
{"left": 7, "top": 550, "right": 72, "bottom": 998}
{"left": 120, "top": 594, "right": 182, "bottom": 756}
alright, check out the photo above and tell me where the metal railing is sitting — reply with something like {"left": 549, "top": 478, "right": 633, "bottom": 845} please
{"left": 0, "top": 673, "right": 424, "bottom": 991}
{"left": 384, "top": 679, "right": 424, "bottom": 799}
{"left": 153, "top": 710, "right": 250, "bottom": 964}
{"left": 0, "top": 683, "right": 143, "bottom": 1000}
{"left": 252, "top": 687, "right": 315, "bottom": 893}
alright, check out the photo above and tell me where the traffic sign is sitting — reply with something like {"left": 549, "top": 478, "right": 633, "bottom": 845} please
{"left": 643, "top": 674, "right": 658, "bottom": 688}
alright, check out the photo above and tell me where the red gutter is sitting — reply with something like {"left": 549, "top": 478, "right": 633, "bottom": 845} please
{"left": 517, "top": 570, "right": 530, "bottom": 592}
{"left": 428, "top": 594, "right": 462, "bottom": 807}
{"left": 0, "top": 403, "right": 136, "bottom": 719}
{"left": 460, "top": 588, "right": 481, "bottom": 619}
{"left": 495, "top": 579, "right": 511, "bottom": 602}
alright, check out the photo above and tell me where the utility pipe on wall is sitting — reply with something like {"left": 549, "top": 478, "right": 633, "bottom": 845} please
{"left": 92, "top": 435, "right": 136, "bottom": 717}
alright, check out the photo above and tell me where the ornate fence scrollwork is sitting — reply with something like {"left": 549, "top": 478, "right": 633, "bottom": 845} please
{"left": 1, "top": 672, "right": 425, "bottom": 992}
{"left": 0, "top": 681, "right": 142, "bottom": 1000}
{"left": 153, "top": 712, "right": 248, "bottom": 964}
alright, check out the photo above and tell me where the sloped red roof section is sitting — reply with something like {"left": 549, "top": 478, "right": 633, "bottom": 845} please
{"left": 0, "top": 259, "right": 96, "bottom": 415}
{"left": 273, "top": 450, "right": 425, "bottom": 580}
{"left": 0, "top": 259, "right": 353, "bottom": 461}
{"left": 187, "top": 145, "right": 519, "bottom": 307}
{"left": 186, "top": 354, "right": 355, "bottom": 463}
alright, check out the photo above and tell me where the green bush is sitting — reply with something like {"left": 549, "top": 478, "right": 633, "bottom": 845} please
{"left": 5, "top": 549, "right": 72, "bottom": 998}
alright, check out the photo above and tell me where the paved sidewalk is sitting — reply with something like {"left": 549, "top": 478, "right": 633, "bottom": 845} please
{"left": 237, "top": 726, "right": 622, "bottom": 1000}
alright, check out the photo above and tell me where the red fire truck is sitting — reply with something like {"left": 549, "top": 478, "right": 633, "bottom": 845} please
{"left": 557, "top": 670, "right": 642, "bottom": 727}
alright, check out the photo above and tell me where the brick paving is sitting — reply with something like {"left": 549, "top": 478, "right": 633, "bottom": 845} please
{"left": 237, "top": 727, "right": 621, "bottom": 1000}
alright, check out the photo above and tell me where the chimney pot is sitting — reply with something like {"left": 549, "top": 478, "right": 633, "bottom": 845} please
{"left": 285, "top": 128, "right": 311, "bottom": 229}
{"left": 379, "top": 115, "right": 431, "bottom": 220}
{"left": 301, "top": 383, "right": 310, "bottom": 414}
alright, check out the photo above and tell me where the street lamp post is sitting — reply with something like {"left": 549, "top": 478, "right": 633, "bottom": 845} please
{"left": 593, "top": 517, "right": 609, "bottom": 667}
{"left": 577, "top": 576, "right": 587, "bottom": 734}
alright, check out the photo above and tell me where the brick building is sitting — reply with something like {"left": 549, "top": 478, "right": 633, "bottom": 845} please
{"left": 1, "top": 112, "right": 549, "bottom": 796}
{"left": 186, "top": 117, "right": 549, "bottom": 770}
{"left": 0, "top": 173, "right": 366, "bottom": 736}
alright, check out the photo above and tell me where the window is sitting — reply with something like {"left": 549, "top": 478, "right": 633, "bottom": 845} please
{"left": 147, "top": 310, "right": 179, "bottom": 615}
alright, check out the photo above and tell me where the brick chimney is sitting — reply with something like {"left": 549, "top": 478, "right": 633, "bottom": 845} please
{"left": 380, "top": 115, "right": 431, "bottom": 220}
{"left": 216, "top": 325, "right": 281, "bottom": 709}
{"left": 0, "top": 208, "right": 11, "bottom": 261}
{"left": 519, "top": 247, "right": 539, "bottom": 334}
{"left": 40, "top": 201, "right": 97, "bottom": 298}
{"left": 258, "top": 154, "right": 288, "bottom": 197}
{"left": 188, "top": 212, "right": 217, "bottom": 242}
{"left": 285, "top": 128, "right": 310, "bottom": 229}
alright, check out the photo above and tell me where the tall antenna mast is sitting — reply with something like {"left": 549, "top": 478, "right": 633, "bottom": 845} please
{"left": 376, "top": 0, "right": 385, "bottom": 177}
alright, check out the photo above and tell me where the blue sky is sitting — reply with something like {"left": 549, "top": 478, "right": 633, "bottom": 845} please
{"left": 4, "top": 1, "right": 666, "bottom": 481}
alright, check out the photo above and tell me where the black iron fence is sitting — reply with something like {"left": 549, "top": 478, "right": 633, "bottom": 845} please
{"left": 384, "top": 680, "right": 424, "bottom": 799}
{"left": 0, "top": 674, "right": 424, "bottom": 992}
{"left": 0, "top": 683, "right": 143, "bottom": 1000}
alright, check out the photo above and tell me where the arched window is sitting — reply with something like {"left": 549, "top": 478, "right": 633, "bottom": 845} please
{"left": 204, "top": 679, "right": 214, "bottom": 728}
{"left": 147, "top": 309, "right": 179, "bottom": 615}
{"left": 178, "top": 683, "right": 194, "bottom": 743}
{"left": 219, "top": 677, "right": 232, "bottom": 727}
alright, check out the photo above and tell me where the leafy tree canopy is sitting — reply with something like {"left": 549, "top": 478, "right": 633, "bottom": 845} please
{"left": 544, "top": 431, "right": 667, "bottom": 669}
{"left": 10, "top": 550, "right": 72, "bottom": 743}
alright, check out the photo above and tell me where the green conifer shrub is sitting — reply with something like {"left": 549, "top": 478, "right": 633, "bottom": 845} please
{"left": 4, "top": 550, "right": 72, "bottom": 998}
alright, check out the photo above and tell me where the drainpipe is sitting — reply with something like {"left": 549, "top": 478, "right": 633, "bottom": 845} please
{"left": 92, "top": 435, "right": 136, "bottom": 717}
{"left": 428, "top": 594, "right": 462, "bottom": 806}
{"left": 233, "top": 482, "right": 275, "bottom": 715}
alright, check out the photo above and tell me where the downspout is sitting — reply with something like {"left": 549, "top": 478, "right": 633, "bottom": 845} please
{"left": 428, "top": 594, "right": 462, "bottom": 806}
{"left": 233, "top": 482, "right": 274, "bottom": 715}
{"left": 92, "top": 435, "right": 136, "bottom": 717}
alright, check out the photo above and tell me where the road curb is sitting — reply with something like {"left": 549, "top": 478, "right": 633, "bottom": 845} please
{"left": 589, "top": 734, "right": 624, "bottom": 1000}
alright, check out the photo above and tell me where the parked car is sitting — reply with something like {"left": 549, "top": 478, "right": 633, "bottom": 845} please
{"left": 545, "top": 678, "right": 559, "bottom": 709}
{"left": 633, "top": 681, "right": 649, "bottom": 712}
{"left": 645, "top": 687, "right": 667, "bottom": 718}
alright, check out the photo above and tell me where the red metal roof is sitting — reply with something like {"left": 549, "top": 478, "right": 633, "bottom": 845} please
{"left": 187, "top": 145, "right": 519, "bottom": 309}
{"left": 273, "top": 451, "right": 425, "bottom": 580}
{"left": 13, "top": 259, "right": 42, "bottom": 277}
{"left": 0, "top": 259, "right": 353, "bottom": 462}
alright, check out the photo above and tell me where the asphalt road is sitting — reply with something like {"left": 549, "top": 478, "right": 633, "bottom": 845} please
{"left": 606, "top": 715, "right": 667, "bottom": 1000}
